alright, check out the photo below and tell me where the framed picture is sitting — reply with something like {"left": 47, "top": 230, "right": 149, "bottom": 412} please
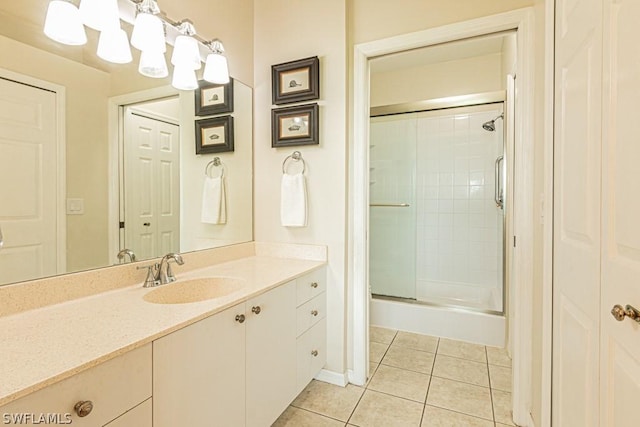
{"left": 272, "top": 56, "right": 319, "bottom": 105}
{"left": 195, "top": 79, "right": 234, "bottom": 116}
{"left": 195, "top": 116, "right": 234, "bottom": 154}
{"left": 272, "top": 103, "right": 319, "bottom": 147}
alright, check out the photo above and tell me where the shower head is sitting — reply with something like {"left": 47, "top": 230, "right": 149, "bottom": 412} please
{"left": 482, "top": 113, "right": 504, "bottom": 132}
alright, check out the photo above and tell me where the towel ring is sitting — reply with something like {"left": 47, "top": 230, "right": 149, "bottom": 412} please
{"left": 205, "top": 157, "right": 226, "bottom": 178}
{"left": 282, "top": 151, "right": 306, "bottom": 174}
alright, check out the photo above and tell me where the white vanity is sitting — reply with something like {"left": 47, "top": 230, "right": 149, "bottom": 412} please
{"left": 0, "top": 243, "right": 327, "bottom": 427}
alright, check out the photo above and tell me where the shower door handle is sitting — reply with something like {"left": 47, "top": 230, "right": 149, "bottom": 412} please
{"left": 495, "top": 156, "right": 504, "bottom": 210}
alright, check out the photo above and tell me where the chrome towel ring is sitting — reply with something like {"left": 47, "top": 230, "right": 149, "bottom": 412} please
{"left": 205, "top": 157, "right": 226, "bottom": 178}
{"left": 282, "top": 151, "right": 306, "bottom": 174}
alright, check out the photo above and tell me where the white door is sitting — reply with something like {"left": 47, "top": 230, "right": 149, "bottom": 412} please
{"left": 124, "top": 109, "right": 180, "bottom": 260}
{"left": 0, "top": 77, "right": 59, "bottom": 285}
{"left": 600, "top": 0, "right": 640, "bottom": 424}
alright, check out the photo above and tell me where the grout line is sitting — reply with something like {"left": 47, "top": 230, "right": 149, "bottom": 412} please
{"left": 345, "top": 386, "right": 367, "bottom": 425}
{"left": 486, "top": 346, "right": 497, "bottom": 423}
{"left": 424, "top": 403, "right": 497, "bottom": 424}
{"left": 286, "top": 405, "right": 351, "bottom": 424}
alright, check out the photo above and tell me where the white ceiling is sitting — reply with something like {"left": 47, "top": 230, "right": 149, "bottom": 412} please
{"left": 370, "top": 32, "right": 515, "bottom": 74}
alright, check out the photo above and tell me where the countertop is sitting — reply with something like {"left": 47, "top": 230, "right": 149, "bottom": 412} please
{"left": 0, "top": 255, "right": 325, "bottom": 406}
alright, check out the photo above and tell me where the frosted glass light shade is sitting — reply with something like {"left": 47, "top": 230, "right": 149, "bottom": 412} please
{"left": 171, "top": 35, "right": 201, "bottom": 70}
{"left": 172, "top": 65, "right": 198, "bottom": 91}
{"left": 79, "top": 0, "right": 120, "bottom": 31}
{"left": 97, "top": 27, "right": 132, "bottom": 64}
{"left": 138, "top": 50, "right": 168, "bottom": 78}
{"left": 131, "top": 13, "right": 166, "bottom": 53}
{"left": 44, "top": 1, "right": 87, "bottom": 46}
{"left": 203, "top": 52, "right": 229, "bottom": 84}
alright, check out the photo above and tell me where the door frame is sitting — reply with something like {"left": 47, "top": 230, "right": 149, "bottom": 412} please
{"left": 349, "top": 8, "right": 550, "bottom": 427}
{"left": 107, "top": 86, "right": 180, "bottom": 264}
{"left": 0, "top": 68, "right": 67, "bottom": 274}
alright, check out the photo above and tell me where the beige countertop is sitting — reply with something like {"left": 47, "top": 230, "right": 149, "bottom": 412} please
{"left": 0, "top": 255, "right": 325, "bottom": 406}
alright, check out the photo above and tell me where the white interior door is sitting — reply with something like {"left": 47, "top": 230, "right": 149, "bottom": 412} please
{"left": 0, "top": 77, "right": 58, "bottom": 285}
{"left": 600, "top": 0, "right": 640, "bottom": 424}
{"left": 124, "top": 109, "right": 180, "bottom": 261}
{"left": 553, "top": 0, "right": 603, "bottom": 425}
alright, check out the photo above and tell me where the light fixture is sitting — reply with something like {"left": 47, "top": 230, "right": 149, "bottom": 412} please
{"left": 44, "top": 0, "right": 87, "bottom": 46}
{"left": 172, "top": 65, "right": 198, "bottom": 91}
{"left": 203, "top": 40, "right": 230, "bottom": 84}
{"left": 171, "top": 22, "right": 201, "bottom": 71}
{"left": 79, "top": 0, "right": 120, "bottom": 32}
{"left": 139, "top": 50, "right": 169, "bottom": 78}
{"left": 130, "top": 0, "right": 165, "bottom": 53}
{"left": 97, "top": 27, "right": 133, "bottom": 64}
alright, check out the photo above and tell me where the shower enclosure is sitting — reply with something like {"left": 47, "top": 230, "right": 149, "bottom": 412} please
{"left": 369, "top": 104, "right": 506, "bottom": 315}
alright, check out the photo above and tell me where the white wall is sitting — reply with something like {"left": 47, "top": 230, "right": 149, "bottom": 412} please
{"left": 253, "top": 0, "right": 348, "bottom": 375}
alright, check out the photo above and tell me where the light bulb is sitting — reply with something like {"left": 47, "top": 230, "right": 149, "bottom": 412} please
{"left": 97, "top": 27, "right": 133, "bottom": 64}
{"left": 171, "top": 35, "right": 201, "bottom": 70}
{"left": 203, "top": 52, "right": 229, "bottom": 84}
{"left": 138, "top": 50, "right": 168, "bottom": 78}
{"left": 79, "top": 0, "right": 120, "bottom": 31}
{"left": 172, "top": 65, "right": 198, "bottom": 91}
{"left": 44, "top": 0, "right": 87, "bottom": 46}
{"left": 131, "top": 12, "right": 166, "bottom": 53}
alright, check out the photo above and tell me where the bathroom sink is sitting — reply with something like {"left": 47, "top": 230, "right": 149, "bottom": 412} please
{"left": 143, "top": 277, "right": 245, "bottom": 304}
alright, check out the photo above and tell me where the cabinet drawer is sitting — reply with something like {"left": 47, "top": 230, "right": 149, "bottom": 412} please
{"left": 296, "top": 268, "right": 326, "bottom": 306}
{"left": 1, "top": 344, "right": 152, "bottom": 427}
{"left": 295, "top": 319, "right": 327, "bottom": 395}
{"left": 296, "top": 292, "right": 326, "bottom": 337}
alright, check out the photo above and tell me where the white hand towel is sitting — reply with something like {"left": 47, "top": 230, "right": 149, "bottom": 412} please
{"left": 201, "top": 176, "right": 227, "bottom": 224}
{"left": 281, "top": 172, "right": 307, "bottom": 227}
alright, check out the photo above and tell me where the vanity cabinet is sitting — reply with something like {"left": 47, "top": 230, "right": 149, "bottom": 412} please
{"left": 104, "top": 399, "right": 152, "bottom": 427}
{"left": 0, "top": 344, "right": 152, "bottom": 426}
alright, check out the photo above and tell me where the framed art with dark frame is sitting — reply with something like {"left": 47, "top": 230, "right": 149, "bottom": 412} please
{"left": 272, "top": 56, "right": 319, "bottom": 105}
{"left": 195, "top": 78, "right": 234, "bottom": 116}
{"left": 271, "top": 103, "right": 319, "bottom": 147}
{"left": 195, "top": 115, "right": 234, "bottom": 154}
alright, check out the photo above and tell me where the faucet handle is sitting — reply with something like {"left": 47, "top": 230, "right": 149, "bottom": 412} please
{"left": 137, "top": 263, "right": 160, "bottom": 288}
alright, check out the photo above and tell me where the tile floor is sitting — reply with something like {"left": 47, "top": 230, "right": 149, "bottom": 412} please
{"left": 273, "top": 326, "right": 515, "bottom": 427}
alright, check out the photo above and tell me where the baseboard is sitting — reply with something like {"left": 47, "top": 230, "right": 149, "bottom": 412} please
{"left": 314, "top": 369, "right": 348, "bottom": 387}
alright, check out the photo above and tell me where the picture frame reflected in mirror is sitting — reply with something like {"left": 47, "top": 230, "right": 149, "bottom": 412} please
{"left": 196, "top": 115, "right": 234, "bottom": 154}
{"left": 195, "top": 79, "right": 234, "bottom": 116}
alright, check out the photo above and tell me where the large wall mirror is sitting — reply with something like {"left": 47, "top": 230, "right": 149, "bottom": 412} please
{"left": 0, "top": 1, "right": 253, "bottom": 287}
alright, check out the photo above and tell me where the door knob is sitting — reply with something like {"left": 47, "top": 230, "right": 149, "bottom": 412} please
{"left": 611, "top": 304, "right": 640, "bottom": 323}
{"left": 143, "top": 222, "right": 151, "bottom": 227}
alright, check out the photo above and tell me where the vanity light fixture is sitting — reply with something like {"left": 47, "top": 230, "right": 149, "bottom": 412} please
{"left": 97, "top": 26, "right": 133, "bottom": 64}
{"left": 171, "top": 21, "right": 200, "bottom": 90}
{"left": 130, "top": 0, "right": 166, "bottom": 53}
{"left": 44, "top": 0, "right": 87, "bottom": 46}
{"left": 139, "top": 50, "right": 169, "bottom": 78}
{"left": 203, "top": 40, "right": 230, "bottom": 85}
{"left": 79, "top": 0, "right": 120, "bottom": 32}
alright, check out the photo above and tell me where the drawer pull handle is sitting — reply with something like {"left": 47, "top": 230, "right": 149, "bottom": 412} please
{"left": 311, "top": 310, "right": 318, "bottom": 316}
{"left": 252, "top": 306, "right": 261, "bottom": 315}
{"left": 311, "top": 282, "right": 318, "bottom": 289}
{"left": 311, "top": 350, "right": 319, "bottom": 357}
{"left": 235, "top": 314, "right": 245, "bottom": 323}
{"left": 74, "top": 400, "right": 93, "bottom": 417}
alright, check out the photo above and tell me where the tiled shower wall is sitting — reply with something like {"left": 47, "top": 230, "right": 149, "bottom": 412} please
{"left": 369, "top": 107, "right": 504, "bottom": 312}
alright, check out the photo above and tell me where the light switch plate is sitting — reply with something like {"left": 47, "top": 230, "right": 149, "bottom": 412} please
{"left": 66, "top": 198, "right": 84, "bottom": 215}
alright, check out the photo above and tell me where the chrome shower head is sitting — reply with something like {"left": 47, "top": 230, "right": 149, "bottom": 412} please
{"left": 482, "top": 113, "right": 504, "bottom": 132}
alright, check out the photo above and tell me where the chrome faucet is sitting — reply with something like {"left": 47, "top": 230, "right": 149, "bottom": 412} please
{"left": 117, "top": 248, "right": 136, "bottom": 263}
{"left": 157, "top": 252, "right": 184, "bottom": 285}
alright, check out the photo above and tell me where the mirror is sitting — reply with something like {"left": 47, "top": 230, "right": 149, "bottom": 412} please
{"left": 0, "top": 1, "right": 253, "bottom": 286}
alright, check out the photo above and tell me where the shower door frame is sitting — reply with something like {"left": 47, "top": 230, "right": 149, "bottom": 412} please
{"left": 349, "top": 8, "right": 546, "bottom": 427}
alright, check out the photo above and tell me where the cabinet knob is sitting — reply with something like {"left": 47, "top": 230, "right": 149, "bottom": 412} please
{"left": 235, "top": 314, "right": 245, "bottom": 323}
{"left": 311, "top": 310, "right": 318, "bottom": 317}
{"left": 611, "top": 304, "right": 640, "bottom": 323}
{"left": 311, "top": 350, "right": 318, "bottom": 357}
{"left": 74, "top": 400, "right": 93, "bottom": 417}
{"left": 310, "top": 282, "right": 318, "bottom": 289}
{"left": 252, "top": 306, "right": 261, "bottom": 315}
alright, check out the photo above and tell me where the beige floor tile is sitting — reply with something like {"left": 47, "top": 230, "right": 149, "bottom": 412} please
{"left": 432, "top": 354, "right": 489, "bottom": 387}
{"left": 368, "top": 364, "right": 431, "bottom": 402}
{"left": 492, "top": 389, "right": 515, "bottom": 426}
{"left": 292, "top": 380, "right": 365, "bottom": 422}
{"left": 489, "top": 364, "right": 512, "bottom": 392}
{"left": 426, "top": 377, "right": 493, "bottom": 421}
{"left": 487, "top": 346, "right": 512, "bottom": 367}
{"left": 349, "top": 390, "right": 424, "bottom": 427}
{"left": 393, "top": 331, "right": 439, "bottom": 353}
{"left": 365, "top": 363, "right": 379, "bottom": 387}
{"left": 421, "top": 405, "right": 494, "bottom": 427}
{"left": 370, "top": 341, "right": 389, "bottom": 363}
{"left": 370, "top": 326, "right": 397, "bottom": 344}
{"left": 382, "top": 345, "right": 435, "bottom": 374}
{"left": 437, "top": 338, "right": 486, "bottom": 363}
{"left": 273, "top": 406, "right": 345, "bottom": 426}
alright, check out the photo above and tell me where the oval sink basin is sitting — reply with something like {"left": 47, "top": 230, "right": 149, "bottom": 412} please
{"left": 143, "top": 277, "right": 245, "bottom": 304}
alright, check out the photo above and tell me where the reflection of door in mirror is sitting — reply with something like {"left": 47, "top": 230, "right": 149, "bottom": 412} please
{"left": 123, "top": 101, "right": 180, "bottom": 261}
{"left": 0, "top": 76, "right": 63, "bottom": 286}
